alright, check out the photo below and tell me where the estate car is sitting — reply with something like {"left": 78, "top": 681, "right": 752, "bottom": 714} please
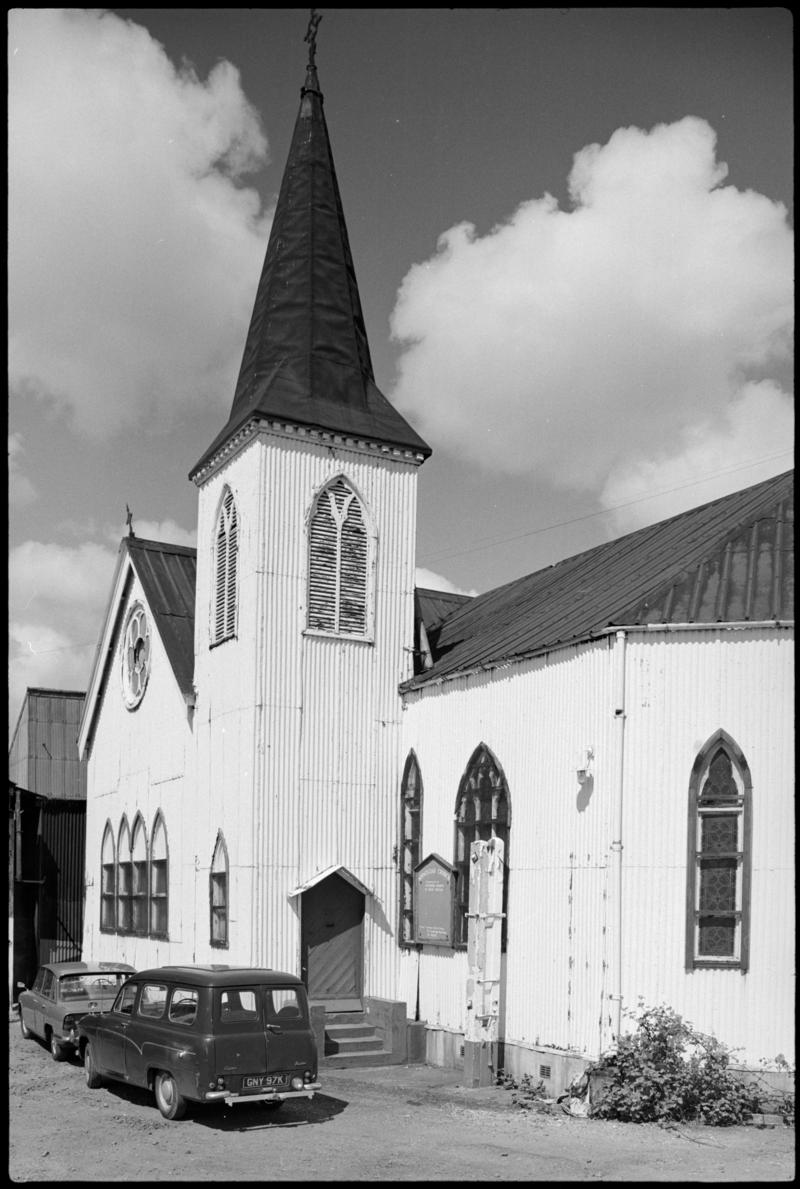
{"left": 78, "top": 965, "right": 321, "bottom": 1119}
{"left": 18, "top": 961, "right": 136, "bottom": 1061}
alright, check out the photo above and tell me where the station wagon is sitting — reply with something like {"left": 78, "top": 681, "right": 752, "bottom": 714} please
{"left": 18, "top": 961, "right": 136, "bottom": 1061}
{"left": 78, "top": 965, "right": 320, "bottom": 1119}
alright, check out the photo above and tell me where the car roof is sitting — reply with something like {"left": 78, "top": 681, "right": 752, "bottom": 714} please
{"left": 42, "top": 961, "right": 136, "bottom": 977}
{"left": 131, "top": 965, "right": 303, "bottom": 988}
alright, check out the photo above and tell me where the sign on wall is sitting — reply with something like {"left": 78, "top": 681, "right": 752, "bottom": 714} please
{"left": 413, "top": 854, "right": 456, "bottom": 946}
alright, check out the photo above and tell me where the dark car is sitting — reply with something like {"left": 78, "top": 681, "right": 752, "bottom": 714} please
{"left": 77, "top": 965, "right": 320, "bottom": 1120}
{"left": 18, "top": 961, "right": 136, "bottom": 1061}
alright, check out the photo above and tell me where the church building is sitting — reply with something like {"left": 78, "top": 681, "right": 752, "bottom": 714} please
{"left": 77, "top": 36, "right": 794, "bottom": 1089}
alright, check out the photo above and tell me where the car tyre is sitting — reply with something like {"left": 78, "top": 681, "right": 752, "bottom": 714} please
{"left": 84, "top": 1042, "right": 104, "bottom": 1088}
{"left": 19, "top": 1014, "right": 33, "bottom": 1040}
{"left": 154, "top": 1071, "right": 187, "bottom": 1120}
{"left": 49, "top": 1030, "right": 67, "bottom": 1062}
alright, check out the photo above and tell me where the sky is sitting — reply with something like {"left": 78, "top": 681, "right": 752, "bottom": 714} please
{"left": 8, "top": 7, "right": 794, "bottom": 735}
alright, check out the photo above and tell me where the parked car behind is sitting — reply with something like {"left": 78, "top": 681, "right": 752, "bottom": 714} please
{"left": 78, "top": 965, "right": 320, "bottom": 1120}
{"left": 18, "top": 961, "right": 136, "bottom": 1061}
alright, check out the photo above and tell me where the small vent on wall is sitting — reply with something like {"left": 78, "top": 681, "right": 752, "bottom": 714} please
{"left": 539, "top": 1064, "right": 552, "bottom": 1080}
{"left": 459, "top": 1043, "right": 465, "bottom": 1057}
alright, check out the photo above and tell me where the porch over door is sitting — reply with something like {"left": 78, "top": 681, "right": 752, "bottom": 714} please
{"left": 301, "top": 873, "right": 364, "bottom": 1011}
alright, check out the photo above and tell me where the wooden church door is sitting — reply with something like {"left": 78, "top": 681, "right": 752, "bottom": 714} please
{"left": 301, "top": 873, "right": 364, "bottom": 1011}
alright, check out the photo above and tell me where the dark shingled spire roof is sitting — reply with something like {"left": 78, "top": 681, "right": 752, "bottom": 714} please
{"left": 191, "top": 54, "right": 430, "bottom": 478}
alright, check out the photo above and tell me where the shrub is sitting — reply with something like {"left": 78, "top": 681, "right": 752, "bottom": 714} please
{"left": 585, "top": 1004, "right": 759, "bottom": 1125}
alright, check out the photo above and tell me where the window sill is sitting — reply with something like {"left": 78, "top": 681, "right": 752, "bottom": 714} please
{"left": 303, "top": 628, "right": 374, "bottom": 645}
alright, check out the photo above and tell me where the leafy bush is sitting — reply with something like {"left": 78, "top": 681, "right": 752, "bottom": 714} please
{"left": 585, "top": 1004, "right": 760, "bottom": 1125}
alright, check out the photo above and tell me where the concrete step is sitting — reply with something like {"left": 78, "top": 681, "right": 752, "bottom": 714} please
{"left": 322, "top": 1048, "right": 395, "bottom": 1068}
{"left": 325, "top": 1033, "right": 383, "bottom": 1054}
{"left": 325, "top": 1022, "right": 376, "bottom": 1040}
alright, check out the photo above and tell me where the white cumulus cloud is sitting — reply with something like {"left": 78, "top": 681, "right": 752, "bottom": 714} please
{"left": 8, "top": 8, "right": 272, "bottom": 438}
{"left": 390, "top": 117, "right": 793, "bottom": 498}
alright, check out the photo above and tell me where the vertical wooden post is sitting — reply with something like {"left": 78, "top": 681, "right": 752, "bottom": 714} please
{"left": 463, "top": 838, "right": 504, "bottom": 1087}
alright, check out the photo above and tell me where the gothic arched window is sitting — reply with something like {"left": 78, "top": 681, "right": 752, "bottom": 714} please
{"left": 131, "top": 814, "right": 148, "bottom": 935}
{"left": 399, "top": 752, "right": 423, "bottom": 946}
{"left": 454, "top": 745, "right": 510, "bottom": 948}
{"left": 116, "top": 817, "right": 132, "bottom": 933}
{"left": 686, "top": 730, "right": 752, "bottom": 971}
{"left": 210, "top": 832, "right": 229, "bottom": 948}
{"left": 307, "top": 477, "right": 372, "bottom": 637}
{"left": 100, "top": 822, "right": 116, "bottom": 933}
{"left": 149, "top": 813, "right": 169, "bottom": 939}
{"left": 212, "top": 485, "right": 238, "bottom": 645}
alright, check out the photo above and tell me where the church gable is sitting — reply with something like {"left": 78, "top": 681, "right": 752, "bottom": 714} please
{"left": 79, "top": 538, "right": 197, "bottom": 758}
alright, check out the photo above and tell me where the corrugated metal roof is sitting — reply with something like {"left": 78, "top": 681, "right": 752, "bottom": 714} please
{"left": 405, "top": 470, "right": 793, "bottom": 691}
{"left": 191, "top": 62, "right": 430, "bottom": 479}
{"left": 415, "top": 587, "right": 475, "bottom": 634}
{"left": 125, "top": 538, "right": 197, "bottom": 702}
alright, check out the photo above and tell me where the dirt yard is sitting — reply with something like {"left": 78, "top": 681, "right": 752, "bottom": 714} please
{"left": 8, "top": 1020, "right": 795, "bottom": 1182}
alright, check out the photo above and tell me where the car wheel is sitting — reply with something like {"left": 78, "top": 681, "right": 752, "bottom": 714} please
{"left": 49, "top": 1030, "right": 67, "bottom": 1062}
{"left": 154, "top": 1071, "right": 187, "bottom": 1120}
{"left": 19, "top": 1014, "right": 33, "bottom": 1040}
{"left": 84, "top": 1042, "right": 104, "bottom": 1088}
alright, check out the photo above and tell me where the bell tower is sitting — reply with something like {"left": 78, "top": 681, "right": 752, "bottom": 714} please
{"left": 188, "top": 18, "right": 430, "bottom": 999}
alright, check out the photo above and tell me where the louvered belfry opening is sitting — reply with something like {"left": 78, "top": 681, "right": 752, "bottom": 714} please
{"left": 308, "top": 477, "right": 369, "bottom": 636}
{"left": 213, "top": 487, "right": 238, "bottom": 644}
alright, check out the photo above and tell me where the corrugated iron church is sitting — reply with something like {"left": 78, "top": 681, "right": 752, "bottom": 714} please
{"left": 78, "top": 31, "right": 794, "bottom": 1087}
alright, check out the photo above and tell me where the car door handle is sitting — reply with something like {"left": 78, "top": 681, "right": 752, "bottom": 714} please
{"left": 265, "top": 1025, "right": 282, "bottom": 1033}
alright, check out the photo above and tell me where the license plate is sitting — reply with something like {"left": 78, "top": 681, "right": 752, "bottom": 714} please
{"left": 242, "top": 1074, "right": 288, "bottom": 1090}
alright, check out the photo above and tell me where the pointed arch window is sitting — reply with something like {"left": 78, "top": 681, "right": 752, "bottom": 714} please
{"left": 686, "top": 731, "right": 752, "bottom": 971}
{"left": 212, "top": 486, "right": 238, "bottom": 645}
{"left": 116, "top": 818, "right": 132, "bottom": 933}
{"left": 210, "top": 832, "right": 229, "bottom": 948}
{"left": 307, "top": 477, "right": 371, "bottom": 638}
{"left": 149, "top": 814, "right": 169, "bottom": 939}
{"left": 399, "top": 752, "right": 423, "bottom": 946}
{"left": 131, "top": 815, "right": 148, "bottom": 935}
{"left": 454, "top": 745, "right": 510, "bottom": 948}
{"left": 100, "top": 822, "right": 116, "bottom": 933}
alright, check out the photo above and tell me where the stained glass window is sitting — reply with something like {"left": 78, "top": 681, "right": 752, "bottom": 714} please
{"left": 686, "top": 734, "right": 751, "bottom": 971}
{"left": 210, "top": 832, "right": 229, "bottom": 948}
{"left": 454, "top": 745, "right": 510, "bottom": 948}
{"left": 399, "top": 752, "right": 423, "bottom": 946}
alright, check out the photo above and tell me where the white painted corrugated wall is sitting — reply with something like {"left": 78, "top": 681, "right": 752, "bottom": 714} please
{"left": 193, "top": 428, "right": 420, "bottom": 993}
{"left": 403, "top": 627, "right": 794, "bottom": 1065}
{"left": 619, "top": 629, "right": 794, "bottom": 1063}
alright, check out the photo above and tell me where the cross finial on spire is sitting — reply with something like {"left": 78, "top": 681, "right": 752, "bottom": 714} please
{"left": 126, "top": 504, "right": 135, "bottom": 538}
{"left": 304, "top": 8, "right": 322, "bottom": 67}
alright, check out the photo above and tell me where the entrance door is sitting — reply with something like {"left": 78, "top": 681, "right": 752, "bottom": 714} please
{"left": 301, "top": 873, "right": 364, "bottom": 1011}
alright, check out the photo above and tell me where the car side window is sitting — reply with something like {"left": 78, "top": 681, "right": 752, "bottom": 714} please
{"left": 32, "top": 970, "right": 45, "bottom": 994}
{"left": 40, "top": 970, "right": 55, "bottom": 1000}
{"left": 138, "top": 983, "right": 168, "bottom": 1019}
{"left": 168, "top": 988, "right": 198, "bottom": 1026}
{"left": 114, "top": 982, "right": 138, "bottom": 1016}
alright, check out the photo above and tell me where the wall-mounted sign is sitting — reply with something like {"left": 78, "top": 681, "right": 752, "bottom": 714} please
{"left": 414, "top": 853, "right": 456, "bottom": 946}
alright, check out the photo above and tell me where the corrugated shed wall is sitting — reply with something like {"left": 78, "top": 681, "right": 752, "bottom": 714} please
{"left": 403, "top": 626, "right": 794, "bottom": 1064}
{"left": 8, "top": 691, "right": 87, "bottom": 800}
{"left": 39, "top": 801, "right": 86, "bottom": 963}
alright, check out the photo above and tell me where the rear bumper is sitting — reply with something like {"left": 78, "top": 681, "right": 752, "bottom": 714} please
{"left": 205, "top": 1081, "right": 321, "bottom": 1106}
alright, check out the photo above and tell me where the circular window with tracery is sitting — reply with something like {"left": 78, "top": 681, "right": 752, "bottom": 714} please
{"left": 121, "top": 602, "right": 151, "bottom": 709}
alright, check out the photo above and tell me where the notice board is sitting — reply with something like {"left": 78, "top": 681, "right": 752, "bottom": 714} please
{"left": 413, "top": 854, "right": 456, "bottom": 946}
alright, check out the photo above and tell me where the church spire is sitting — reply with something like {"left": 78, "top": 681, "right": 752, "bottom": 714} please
{"left": 192, "top": 16, "right": 430, "bottom": 478}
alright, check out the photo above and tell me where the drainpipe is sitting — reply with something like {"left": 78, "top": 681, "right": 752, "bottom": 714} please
{"left": 610, "top": 630, "right": 627, "bottom": 1045}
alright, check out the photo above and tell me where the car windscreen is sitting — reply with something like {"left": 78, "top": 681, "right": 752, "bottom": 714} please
{"left": 59, "top": 972, "right": 129, "bottom": 1000}
{"left": 214, "top": 986, "right": 308, "bottom": 1031}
